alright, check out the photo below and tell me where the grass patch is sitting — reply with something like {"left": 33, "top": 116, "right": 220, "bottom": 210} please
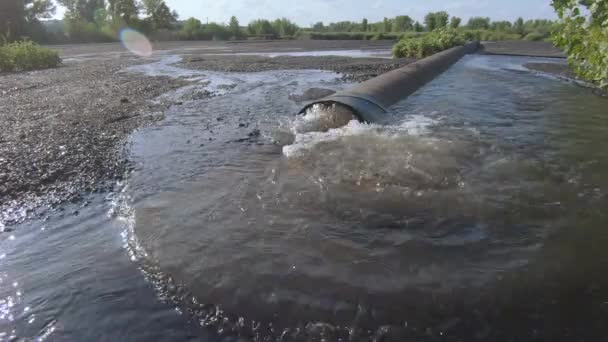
{"left": 0, "top": 41, "right": 61, "bottom": 72}
{"left": 392, "top": 29, "right": 465, "bottom": 58}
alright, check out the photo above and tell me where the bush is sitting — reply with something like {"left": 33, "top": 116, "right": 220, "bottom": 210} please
{"left": 0, "top": 41, "right": 61, "bottom": 72}
{"left": 370, "top": 33, "right": 385, "bottom": 40}
{"left": 64, "top": 20, "right": 116, "bottom": 43}
{"left": 552, "top": 0, "right": 608, "bottom": 89}
{"left": 523, "top": 31, "right": 545, "bottom": 41}
{"left": 392, "top": 29, "right": 465, "bottom": 58}
{"left": 487, "top": 31, "right": 522, "bottom": 41}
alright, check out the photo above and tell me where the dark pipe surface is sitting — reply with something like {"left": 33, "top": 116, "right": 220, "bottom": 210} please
{"left": 300, "top": 42, "right": 479, "bottom": 122}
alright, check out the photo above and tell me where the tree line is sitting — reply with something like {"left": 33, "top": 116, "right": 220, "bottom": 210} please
{"left": 1, "top": 0, "right": 556, "bottom": 44}
{"left": 0, "top": 0, "right": 306, "bottom": 43}
{"left": 311, "top": 12, "right": 555, "bottom": 40}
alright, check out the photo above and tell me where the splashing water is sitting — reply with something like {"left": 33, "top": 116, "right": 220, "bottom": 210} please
{"left": 283, "top": 102, "right": 438, "bottom": 159}
{"left": 291, "top": 103, "right": 357, "bottom": 134}
{"left": 119, "top": 28, "right": 153, "bottom": 57}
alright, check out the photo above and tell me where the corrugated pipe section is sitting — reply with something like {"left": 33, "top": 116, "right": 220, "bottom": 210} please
{"left": 299, "top": 41, "right": 480, "bottom": 122}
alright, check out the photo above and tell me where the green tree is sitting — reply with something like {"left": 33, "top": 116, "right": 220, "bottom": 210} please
{"left": 0, "top": 0, "right": 23, "bottom": 41}
{"left": 467, "top": 17, "right": 491, "bottom": 30}
{"left": 93, "top": 6, "right": 109, "bottom": 26}
{"left": 424, "top": 12, "right": 449, "bottom": 31}
{"left": 328, "top": 21, "right": 357, "bottom": 32}
{"left": 247, "top": 19, "right": 276, "bottom": 37}
{"left": 108, "top": 0, "right": 139, "bottom": 24}
{"left": 1, "top": 0, "right": 56, "bottom": 41}
{"left": 59, "top": 0, "right": 105, "bottom": 22}
{"left": 382, "top": 17, "right": 391, "bottom": 32}
{"left": 552, "top": 0, "right": 608, "bottom": 89}
{"left": 204, "top": 22, "right": 229, "bottom": 40}
{"left": 361, "top": 18, "right": 368, "bottom": 32}
{"left": 513, "top": 17, "right": 524, "bottom": 35}
{"left": 523, "top": 19, "right": 554, "bottom": 36}
{"left": 393, "top": 15, "right": 413, "bottom": 32}
{"left": 229, "top": 16, "right": 241, "bottom": 39}
{"left": 180, "top": 17, "right": 202, "bottom": 39}
{"left": 491, "top": 20, "right": 512, "bottom": 32}
{"left": 142, "top": 0, "right": 176, "bottom": 29}
{"left": 25, "top": 0, "right": 56, "bottom": 23}
{"left": 312, "top": 21, "right": 324, "bottom": 31}
{"left": 435, "top": 11, "right": 449, "bottom": 28}
{"left": 272, "top": 18, "right": 298, "bottom": 37}
{"left": 413, "top": 21, "right": 424, "bottom": 32}
{"left": 58, "top": 0, "right": 111, "bottom": 42}
{"left": 424, "top": 12, "right": 436, "bottom": 31}
{"left": 450, "top": 16, "right": 461, "bottom": 29}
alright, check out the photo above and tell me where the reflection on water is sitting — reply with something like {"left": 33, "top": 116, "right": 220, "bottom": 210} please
{"left": 1, "top": 54, "right": 608, "bottom": 341}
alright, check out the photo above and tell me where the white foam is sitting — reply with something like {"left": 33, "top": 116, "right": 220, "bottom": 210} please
{"left": 283, "top": 107, "right": 439, "bottom": 158}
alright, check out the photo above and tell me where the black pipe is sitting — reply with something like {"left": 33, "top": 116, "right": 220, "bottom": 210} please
{"left": 299, "top": 42, "right": 479, "bottom": 123}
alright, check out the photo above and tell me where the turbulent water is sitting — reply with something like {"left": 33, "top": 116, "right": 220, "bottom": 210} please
{"left": 2, "top": 54, "right": 608, "bottom": 341}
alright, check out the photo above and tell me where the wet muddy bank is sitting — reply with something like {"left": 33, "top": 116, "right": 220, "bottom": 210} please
{"left": 479, "top": 41, "right": 565, "bottom": 58}
{"left": 180, "top": 54, "right": 413, "bottom": 82}
{"left": 525, "top": 62, "right": 607, "bottom": 96}
{"left": 524, "top": 62, "right": 575, "bottom": 79}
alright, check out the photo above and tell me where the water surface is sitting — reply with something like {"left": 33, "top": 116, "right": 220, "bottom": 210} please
{"left": 2, "top": 54, "right": 608, "bottom": 341}
{"left": 127, "top": 54, "right": 608, "bottom": 339}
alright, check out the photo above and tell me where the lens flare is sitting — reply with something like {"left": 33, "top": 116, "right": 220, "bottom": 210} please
{"left": 119, "top": 28, "right": 153, "bottom": 57}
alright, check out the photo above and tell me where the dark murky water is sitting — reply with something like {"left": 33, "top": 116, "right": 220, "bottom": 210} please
{"left": 2, "top": 55, "right": 608, "bottom": 341}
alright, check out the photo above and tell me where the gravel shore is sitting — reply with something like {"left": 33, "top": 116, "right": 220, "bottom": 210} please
{"left": 0, "top": 58, "right": 188, "bottom": 222}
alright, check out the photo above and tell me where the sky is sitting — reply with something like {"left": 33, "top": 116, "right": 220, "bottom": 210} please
{"left": 53, "top": 0, "right": 558, "bottom": 26}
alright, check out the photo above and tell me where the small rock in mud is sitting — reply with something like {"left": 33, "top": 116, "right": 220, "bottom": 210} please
{"left": 289, "top": 88, "right": 336, "bottom": 103}
{"left": 217, "top": 84, "right": 237, "bottom": 90}
{"left": 181, "top": 90, "right": 215, "bottom": 101}
{"left": 232, "top": 129, "right": 261, "bottom": 143}
{"left": 248, "top": 129, "right": 260, "bottom": 137}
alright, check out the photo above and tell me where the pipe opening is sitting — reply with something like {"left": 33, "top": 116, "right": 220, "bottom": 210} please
{"left": 294, "top": 102, "right": 358, "bottom": 133}
{"left": 299, "top": 95, "right": 387, "bottom": 124}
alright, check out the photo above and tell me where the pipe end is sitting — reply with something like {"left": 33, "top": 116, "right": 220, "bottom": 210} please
{"left": 299, "top": 95, "right": 387, "bottom": 123}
